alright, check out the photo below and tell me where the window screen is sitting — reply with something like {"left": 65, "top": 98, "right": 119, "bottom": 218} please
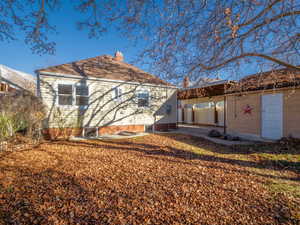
{"left": 76, "top": 85, "right": 89, "bottom": 106}
{"left": 58, "top": 84, "right": 73, "bottom": 105}
{"left": 58, "top": 84, "right": 72, "bottom": 95}
{"left": 76, "top": 85, "right": 89, "bottom": 96}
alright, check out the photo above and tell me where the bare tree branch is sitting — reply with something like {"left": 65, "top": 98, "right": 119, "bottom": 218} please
{"left": 1, "top": 0, "right": 299, "bottom": 82}
{"left": 193, "top": 53, "right": 300, "bottom": 72}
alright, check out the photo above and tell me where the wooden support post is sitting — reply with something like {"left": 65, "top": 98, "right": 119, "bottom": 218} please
{"left": 214, "top": 102, "right": 218, "bottom": 125}
{"left": 224, "top": 96, "right": 227, "bottom": 134}
{"left": 192, "top": 106, "right": 195, "bottom": 124}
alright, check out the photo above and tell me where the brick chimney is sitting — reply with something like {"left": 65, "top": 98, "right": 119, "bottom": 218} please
{"left": 114, "top": 51, "right": 124, "bottom": 61}
{"left": 183, "top": 76, "right": 189, "bottom": 88}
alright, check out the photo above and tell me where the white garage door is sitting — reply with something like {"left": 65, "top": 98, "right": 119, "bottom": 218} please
{"left": 261, "top": 93, "right": 283, "bottom": 140}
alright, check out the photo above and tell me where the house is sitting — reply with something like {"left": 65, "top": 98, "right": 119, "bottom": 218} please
{"left": 0, "top": 64, "right": 36, "bottom": 95}
{"left": 178, "top": 68, "right": 300, "bottom": 140}
{"left": 36, "top": 52, "right": 177, "bottom": 138}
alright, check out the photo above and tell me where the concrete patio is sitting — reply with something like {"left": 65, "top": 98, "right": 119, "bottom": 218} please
{"left": 170, "top": 124, "right": 254, "bottom": 146}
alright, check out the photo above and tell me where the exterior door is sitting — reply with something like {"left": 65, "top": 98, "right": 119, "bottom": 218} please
{"left": 261, "top": 93, "right": 283, "bottom": 139}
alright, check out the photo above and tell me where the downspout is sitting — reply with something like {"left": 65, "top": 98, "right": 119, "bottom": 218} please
{"left": 224, "top": 95, "right": 227, "bottom": 135}
{"left": 192, "top": 105, "right": 195, "bottom": 125}
{"left": 214, "top": 101, "right": 218, "bottom": 125}
{"left": 181, "top": 104, "right": 184, "bottom": 124}
{"left": 36, "top": 71, "right": 41, "bottom": 97}
{"left": 152, "top": 115, "right": 156, "bottom": 133}
{"left": 176, "top": 91, "right": 178, "bottom": 129}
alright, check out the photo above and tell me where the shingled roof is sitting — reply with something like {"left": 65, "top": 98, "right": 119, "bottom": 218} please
{"left": 226, "top": 68, "right": 300, "bottom": 93}
{"left": 37, "top": 55, "right": 172, "bottom": 86}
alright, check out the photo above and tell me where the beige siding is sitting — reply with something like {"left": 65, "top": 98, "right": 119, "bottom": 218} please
{"left": 283, "top": 89, "right": 300, "bottom": 138}
{"left": 227, "top": 88, "right": 300, "bottom": 139}
{"left": 39, "top": 74, "right": 177, "bottom": 128}
{"left": 226, "top": 94, "right": 261, "bottom": 137}
{"left": 194, "top": 108, "right": 215, "bottom": 125}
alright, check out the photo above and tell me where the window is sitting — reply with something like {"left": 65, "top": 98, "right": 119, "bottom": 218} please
{"left": 216, "top": 101, "right": 224, "bottom": 108}
{"left": 76, "top": 85, "right": 89, "bottom": 106}
{"left": 58, "top": 84, "right": 73, "bottom": 105}
{"left": 57, "top": 83, "right": 89, "bottom": 106}
{"left": 195, "top": 102, "right": 214, "bottom": 109}
{"left": 137, "top": 91, "right": 149, "bottom": 107}
{"left": 184, "top": 104, "right": 193, "bottom": 109}
{"left": 113, "top": 87, "right": 122, "bottom": 101}
{"left": 83, "top": 127, "right": 98, "bottom": 137}
{"left": 0, "top": 83, "right": 8, "bottom": 92}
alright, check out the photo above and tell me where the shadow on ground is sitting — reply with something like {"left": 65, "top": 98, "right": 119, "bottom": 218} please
{"left": 66, "top": 133, "right": 300, "bottom": 177}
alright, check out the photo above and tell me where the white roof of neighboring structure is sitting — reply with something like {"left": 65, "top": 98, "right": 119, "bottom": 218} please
{"left": 195, "top": 79, "right": 229, "bottom": 88}
{"left": 0, "top": 64, "right": 36, "bottom": 93}
{"left": 183, "top": 77, "right": 229, "bottom": 90}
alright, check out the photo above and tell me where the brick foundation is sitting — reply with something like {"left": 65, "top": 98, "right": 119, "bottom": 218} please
{"left": 98, "top": 125, "right": 145, "bottom": 135}
{"left": 154, "top": 123, "right": 177, "bottom": 131}
{"left": 43, "top": 128, "right": 83, "bottom": 140}
{"left": 43, "top": 123, "right": 177, "bottom": 139}
{"left": 43, "top": 125, "right": 145, "bottom": 139}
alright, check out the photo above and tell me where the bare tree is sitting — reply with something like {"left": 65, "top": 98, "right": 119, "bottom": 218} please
{"left": 1, "top": 0, "right": 300, "bottom": 81}
{"left": 0, "top": 0, "right": 57, "bottom": 54}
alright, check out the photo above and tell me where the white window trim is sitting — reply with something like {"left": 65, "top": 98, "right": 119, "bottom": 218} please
{"left": 56, "top": 82, "right": 89, "bottom": 108}
{"left": 56, "top": 82, "right": 74, "bottom": 108}
{"left": 75, "top": 83, "right": 89, "bottom": 108}
{"left": 113, "top": 86, "right": 123, "bottom": 102}
{"left": 136, "top": 89, "right": 150, "bottom": 108}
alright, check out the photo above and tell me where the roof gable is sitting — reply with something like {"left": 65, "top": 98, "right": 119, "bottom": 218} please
{"left": 37, "top": 55, "right": 172, "bottom": 86}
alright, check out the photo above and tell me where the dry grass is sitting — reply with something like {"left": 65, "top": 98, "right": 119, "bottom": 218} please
{"left": 0, "top": 134, "right": 299, "bottom": 224}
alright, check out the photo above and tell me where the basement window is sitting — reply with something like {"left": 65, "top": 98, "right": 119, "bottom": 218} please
{"left": 83, "top": 127, "right": 98, "bottom": 138}
{"left": 58, "top": 84, "right": 73, "bottom": 105}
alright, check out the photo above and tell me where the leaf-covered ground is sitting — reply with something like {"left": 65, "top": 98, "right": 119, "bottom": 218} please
{"left": 0, "top": 134, "right": 299, "bottom": 224}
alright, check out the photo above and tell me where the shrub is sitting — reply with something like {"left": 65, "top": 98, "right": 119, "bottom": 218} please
{"left": 0, "top": 113, "right": 14, "bottom": 140}
{"left": 46, "top": 107, "right": 84, "bottom": 140}
{"left": 0, "top": 92, "right": 45, "bottom": 141}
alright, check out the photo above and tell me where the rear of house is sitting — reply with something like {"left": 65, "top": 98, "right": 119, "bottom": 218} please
{"left": 36, "top": 52, "right": 177, "bottom": 138}
{"left": 178, "top": 69, "right": 300, "bottom": 140}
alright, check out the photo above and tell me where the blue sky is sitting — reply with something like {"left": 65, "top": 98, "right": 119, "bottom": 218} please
{"left": 0, "top": 3, "right": 141, "bottom": 76}
{"left": 0, "top": 2, "right": 283, "bottom": 83}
